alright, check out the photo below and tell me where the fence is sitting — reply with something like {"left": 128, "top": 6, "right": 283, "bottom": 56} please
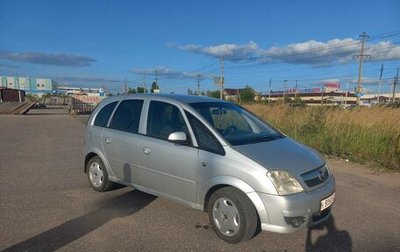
{"left": 70, "top": 95, "right": 104, "bottom": 114}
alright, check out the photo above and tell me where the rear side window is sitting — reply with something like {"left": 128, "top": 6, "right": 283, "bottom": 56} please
{"left": 147, "top": 101, "right": 189, "bottom": 140}
{"left": 94, "top": 101, "right": 118, "bottom": 127}
{"left": 109, "top": 99, "right": 144, "bottom": 133}
{"left": 185, "top": 112, "right": 225, "bottom": 155}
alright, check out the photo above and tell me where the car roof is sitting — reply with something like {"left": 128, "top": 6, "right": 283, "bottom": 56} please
{"left": 117, "top": 93, "right": 229, "bottom": 105}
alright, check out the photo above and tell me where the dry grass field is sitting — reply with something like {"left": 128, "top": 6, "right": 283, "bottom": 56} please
{"left": 245, "top": 104, "right": 400, "bottom": 171}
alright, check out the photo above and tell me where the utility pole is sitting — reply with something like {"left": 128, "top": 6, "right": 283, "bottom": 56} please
{"left": 283, "top": 80, "right": 288, "bottom": 103}
{"left": 345, "top": 77, "right": 349, "bottom": 106}
{"left": 392, "top": 68, "right": 399, "bottom": 104}
{"left": 378, "top": 64, "right": 384, "bottom": 103}
{"left": 220, "top": 57, "right": 224, "bottom": 100}
{"left": 197, "top": 73, "right": 201, "bottom": 96}
{"left": 295, "top": 80, "right": 298, "bottom": 99}
{"left": 268, "top": 78, "right": 272, "bottom": 101}
{"left": 155, "top": 69, "right": 159, "bottom": 92}
{"left": 354, "top": 32, "right": 371, "bottom": 105}
{"left": 124, "top": 78, "right": 128, "bottom": 94}
{"left": 143, "top": 72, "right": 147, "bottom": 94}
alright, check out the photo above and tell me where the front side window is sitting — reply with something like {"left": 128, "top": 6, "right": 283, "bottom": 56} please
{"left": 109, "top": 99, "right": 143, "bottom": 133}
{"left": 94, "top": 101, "right": 118, "bottom": 127}
{"left": 147, "top": 101, "right": 189, "bottom": 140}
{"left": 186, "top": 112, "right": 225, "bottom": 155}
{"left": 189, "top": 102, "right": 283, "bottom": 146}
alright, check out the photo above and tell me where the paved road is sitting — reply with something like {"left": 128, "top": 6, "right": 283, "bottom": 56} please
{"left": 1, "top": 111, "right": 399, "bottom": 251}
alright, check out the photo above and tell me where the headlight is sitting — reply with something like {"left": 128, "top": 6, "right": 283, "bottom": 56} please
{"left": 267, "top": 170, "right": 304, "bottom": 195}
{"left": 325, "top": 163, "right": 331, "bottom": 174}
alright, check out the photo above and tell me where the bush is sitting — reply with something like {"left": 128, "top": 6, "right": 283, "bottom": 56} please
{"left": 244, "top": 104, "right": 400, "bottom": 171}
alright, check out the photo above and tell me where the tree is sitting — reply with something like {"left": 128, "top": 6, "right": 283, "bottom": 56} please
{"left": 137, "top": 87, "right": 146, "bottom": 93}
{"left": 239, "top": 86, "right": 255, "bottom": 102}
{"left": 283, "top": 96, "right": 292, "bottom": 103}
{"left": 292, "top": 96, "right": 304, "bottom": 105}
{"left": 127, "top": 88, "right": 136, "bottom": 94}
{"left": 207, "top": 90, "right": 220, "bottom": 99}
{"left": 150, "top": 81, "right": 159, "bottom": 93}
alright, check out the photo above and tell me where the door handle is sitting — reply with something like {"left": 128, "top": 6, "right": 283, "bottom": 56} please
{"left": 105, "top": 136, "right": 111, "bottom": 144}
{"left": 143, "top": 147, "right": 151, "bottom": 155}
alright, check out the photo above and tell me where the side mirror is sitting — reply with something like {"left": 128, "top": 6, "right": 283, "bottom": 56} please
{"left": 168, "top": 132, "right": 188, "bottom": 145}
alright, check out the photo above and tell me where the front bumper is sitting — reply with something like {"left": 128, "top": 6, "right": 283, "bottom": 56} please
{"left": 256, "top": 176, "right": 335, "bottom": 233}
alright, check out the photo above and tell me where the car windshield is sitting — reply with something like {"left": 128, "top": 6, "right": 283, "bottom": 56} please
{"left": 189, "top": 102, "right": 284, "bottom": 145}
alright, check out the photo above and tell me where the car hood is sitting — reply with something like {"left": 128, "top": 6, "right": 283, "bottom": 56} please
{"left": 232, "top": 137, "right": 324, "bottom": 177}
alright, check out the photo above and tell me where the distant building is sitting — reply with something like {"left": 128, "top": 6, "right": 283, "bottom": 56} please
{"left": 262, "top": 91, "right": 358, "bottom": 106}
{"left": 57, "top": 86, "right": 105, "bottom": 97}
{"left": 0, "top": 76, "right": 56, "bottom": 96}
{"left": 224, "top": 88, "right": 260, "bottom": 101}
{"left": 0, "top": 87, "right": 25, "bottom": 102}
{"left": 262, "top": 90, "right": 400, "bottom": 106}
{"left": 323, "top": 82, "right": 341, "bottom": 92}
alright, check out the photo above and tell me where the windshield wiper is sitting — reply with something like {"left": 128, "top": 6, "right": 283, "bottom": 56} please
{"left": 261, "top": 134, "right": 284, "bottom": 141}
{"left": 231, "top": 134, "right": 284, "bottom": 145}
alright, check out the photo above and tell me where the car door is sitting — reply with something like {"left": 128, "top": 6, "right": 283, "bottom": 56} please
{"left": 101, "top": 99, "right": 144, "bottom": 184}
{"left": 184, "top": 111, "right": 227, "bottom": 205}
{"left": 139, "top": 100, "right": 198, "bottom": 205}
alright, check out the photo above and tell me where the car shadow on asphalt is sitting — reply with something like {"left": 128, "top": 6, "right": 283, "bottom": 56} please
{"left": 305, "top": 215, "right": 352, "bottom": 252}
{"left": 3, "top": 190, "right": 156, "bottom": 252}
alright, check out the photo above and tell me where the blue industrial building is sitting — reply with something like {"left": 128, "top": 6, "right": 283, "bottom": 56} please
{"left": 0, "top": 76, "right": 56, "bottom": 96}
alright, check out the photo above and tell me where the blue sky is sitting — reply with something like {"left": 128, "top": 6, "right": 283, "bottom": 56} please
{"left": 0, "top": 0, "right": 399, "bottom": 94}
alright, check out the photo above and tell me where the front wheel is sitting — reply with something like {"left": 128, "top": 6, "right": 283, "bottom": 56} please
{"left": 86, "top": 156, "right": 114, "bottom": 192}
{"left": 208, "top": 187, "right": 259, "bottom": 243}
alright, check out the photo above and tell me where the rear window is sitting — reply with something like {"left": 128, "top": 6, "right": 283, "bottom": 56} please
{"left": 94, "top": 101, "right": 118, "bottom": 127}
{"left": 109, "top": 99, "right": 144, "bottom": 133}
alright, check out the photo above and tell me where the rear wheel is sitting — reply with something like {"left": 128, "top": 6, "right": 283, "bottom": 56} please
{"left": 208, "top": 187, "right": 259, "bottom": 243}
{"left": 87, "top": 156, "right": 113, "bottom": 191}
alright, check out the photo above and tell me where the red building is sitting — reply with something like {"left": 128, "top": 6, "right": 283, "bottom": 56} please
{"left": 0, "top": 88, "right": 26, "bottom": 102}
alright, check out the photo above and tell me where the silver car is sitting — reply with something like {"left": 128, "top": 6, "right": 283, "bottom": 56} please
{"left": 84, "top": 94, "right": 335, "bottom": 243}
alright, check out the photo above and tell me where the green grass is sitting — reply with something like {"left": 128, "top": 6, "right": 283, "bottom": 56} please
{"left": 244, "top": 104, "right": 400, "bottom": 171}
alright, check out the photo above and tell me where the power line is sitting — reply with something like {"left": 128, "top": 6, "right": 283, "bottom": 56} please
{"left": 126, "top": 30, "right": 400, "bottom": 93}
{"left": 190, "top": 60, "right": 220, "bottom": 72}
{"left": 221, "top": 31, "right": 400, "bottom": 69}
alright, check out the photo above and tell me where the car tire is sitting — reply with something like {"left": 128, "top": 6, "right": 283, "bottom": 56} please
{"left": 208, "top": 187, "right": 259, "bottom": 243}
{"left": 86, "top": 156, "right": 113, "bottom": 192}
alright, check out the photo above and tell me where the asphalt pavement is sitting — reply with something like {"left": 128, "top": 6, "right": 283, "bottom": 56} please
{"left": 0, "top": 110, "right": 399, "bottom": 251}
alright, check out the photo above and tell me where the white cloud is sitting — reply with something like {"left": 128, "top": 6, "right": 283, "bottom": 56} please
{"left": 259, "top": 38, "right": 360, "bottom": 65}
{"left": 130, "top": 66, "right": 207, "bottom": 80}
{"left": 366, "top": 41, "right": 400, "bottom": 61}
{"left": 174, "top": 41, "right": 259, "bottom": 61}
{"left": 173, "top": 38, "right": 400, "bottom": 65}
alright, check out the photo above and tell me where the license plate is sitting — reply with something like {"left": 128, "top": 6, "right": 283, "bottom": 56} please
{"left": 320, "top": 192, "right": 335, "bottom": 211}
